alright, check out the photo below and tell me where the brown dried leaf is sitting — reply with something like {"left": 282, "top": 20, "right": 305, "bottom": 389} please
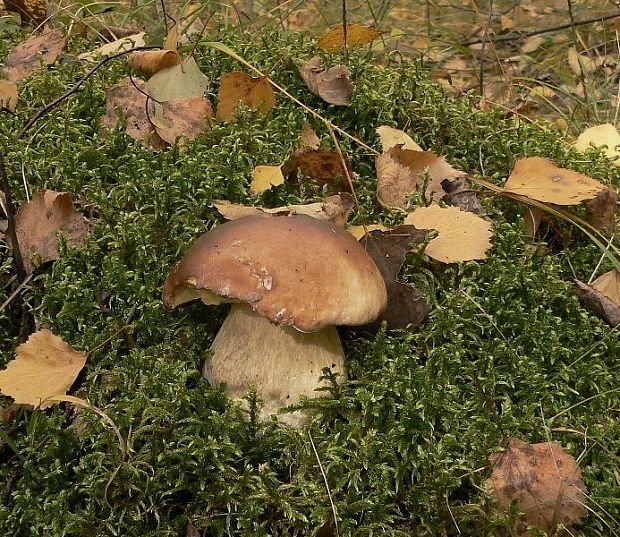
{"left": 0, "top": 80, "right": 18, "bottom": 111}
{"left": 127, "top": 49, "right": 181, "bottom": 75}
{"left": 503, "top": 157, "right": 606, "bottom": 205}
{"left": 149, "top": 96, "right": 213, "bottom": 145}
{"left": 250, "top": 165, "right": 285, "bottom": 195}
{"left": 78, "top": 32, "right": 146, "bottom": 62}
{"left": 440, "top": 176, "right": 485, "bottom": 214}
{"left": 4, "top": 0, "right": 47, "bottom": 26}
{"left": 404, "top": 205, "right": 492, "bottom": 263}
{"left": 299, "top": 122, "right": 320, "bottom": 149}
{"left": 0, "top": 403, "right": 21, "bottom": 423}
{"left": 360, "top": 226, "right": 431, "bottom": 331}
{"left": 299, "top": 57, "right": 353, "bottom": 106}
{"left": 10, "top": 190, "right": 88, "bottom": 274}
{"left": 376, "top": 146, "right": 464, "bottom": 208}
{"left": 485, "top": 438, "right": 588, "bottom": 536}
{"left": 284, "top": 148, "right": 351, "bottom": 187}
{"left": 101, "top": 77, "right": 166, "bottom": 149}
{"left": 575, "top": 280, "right": 620, "bottom": 327}
{"left": 317, "top": 23, "right": 381, "bottom": 52}
{"left": 376, "top": 126, "right": 422, "bottom": 152}
{"left": 585, "top": 185, "right": 617, "bottom": 230}
{"left": 0, "top": 330, "right": 87, "bottom": 409}
{"left": 4, "top": 27, "right": 66, "bottom": 84}
{"left": 216, "top": 71, "right": 276, "bottom": 121}
{"left": 591, "top": 269, "right": 620, "bottom": 306}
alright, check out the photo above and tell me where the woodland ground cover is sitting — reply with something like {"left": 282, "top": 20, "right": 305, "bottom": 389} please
{"left": 0, "top": 5, "right": 619, "bottom": 537}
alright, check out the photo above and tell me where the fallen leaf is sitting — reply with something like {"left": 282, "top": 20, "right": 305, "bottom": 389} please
{"left": 404, "top": 205, "right": 492, "bottom": 263}
{"left": 127, "top": 49, "right": 181, "bottom": 75}
{"left": 0, "top": 330, "right": 87, "bottom": 409}
{"left": 216, "top": 71, "right": 275, "bottom": 121}
{"left": 212, "top": 194, "right": 353, "bottom": 226}
{"left": 591, "top": 269, "right": 620, "bottom": 305}
{"left": 78, "top": 32, "right": 146, "bottom": 62}
{"left": 585, "top": 185, "right": 617, "bottom": 230}
{"left": 146, "top": 56, "right": 209, "bottom": 103}
{"left": 485, "top": 438, "right": 588, "bottom": 536}
{"left": 0, "top": 80, "right": 18, "bottom": 110}
{"left": 376, "top": 126, "right": 422, "bottom": 152}
{"left": 3, "top": 27, "right": 66, "bottom": 83}
{"left": 299, "top": 57, "right": 353, "bottom": 106}
{"left": 9, "top": 190, "right": 88, "bottom": 273}
{"left": 567, "top": 47, "right": 601, "bottom": 76}
{"left": 149, "top": 96, "right": 213, "bottom": 144}
{"left": 101, "top": 77, "right": 166, "bottom": 148}
{"left": 440, "top": 176, "right": 485, "bottom": 214}
{"left": 299, "top": 122, "right": 320, "bottom": 149}
{"left": 4, "top": 0, "right": 47, "bottom": 26}
{"left": 360, "top": 226, "right": 431, "bottom": 331}
{"left": 576, "top": 279, "right": 620, "bottom": 327}
{"left": 250, "top": 165, "right": 285, "bottom": 195}
{"left": 503, "top": 157, "right": 606, "bottom": 205}
{"left": 284, "top": 148, "right": 351, "bottom": 187}
{"left": 347, "top": 223, "right": 391, "bottom": 240}
{"left": 575, "top": 123, "right": 620, "bottom": 166}
{"left": 317, "top": 23, "right": 381, "bottom": 52}
{"left": 520, "top": 35, "right": 543, "bottom": 54}
{"left": 376, "top": 146, "right": 465, "bottom": 208}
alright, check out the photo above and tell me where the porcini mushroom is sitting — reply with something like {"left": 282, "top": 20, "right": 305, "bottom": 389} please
{"left": 163, "top": 214, "right": 387, "bottom": 426}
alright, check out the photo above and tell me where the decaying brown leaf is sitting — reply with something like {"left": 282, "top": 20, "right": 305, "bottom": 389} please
{"left": 10, "top": 190, "right": 88, "bottom": 273}
{"left": 149, "top": 96, "right": 213, "bottom": 145}
{"left": 250, "top": 165, "right": 285, "bottom": 195}
{"left": 0, "top": 80, "right": 18, "bottom": 111}
{"left": 284, "top": 148, "right": 351, "bottom": 187}
{"left": 576, "top": 279, "right": 620, "bottom": 327}
{"left": 405, "top": 205, "right": 492, "bottom": 263}
{"left": 78, "top": 32, "right": 146, "bottom": 62}
{"left": 376, "top": 146, "right": 465, "bottom": 208}
{"left": 360, "top": 226, "right": 431, "bottom": 331}
{"left": 376, "top": 126, "right": 422, "bottom": 152}
{"left": 575, "top": 123, "right": 620, "bottom": 166}
{"left": 503, "top": 157, "right": 606, "bottom": 205}
{"left": 0, "top": 329, "right": 87, "bottom": 409}
{"left": 299, "top": 122, "right": 320, "bottom": 149}
{"left": 0, "top": 403, "right": 20, "bottom": 423}
{"left": 3, "top": 27, "right": 66, "bottom": 84}
{"left": 4, "top": 0, "right": 48, "bottom": 26}
{"left": 440, "top": 176, "right": 485, "bottom": 215}
{"left": 485, "top": 438, "right": 588, "bottom": 536}
{"left": 585, "top": 185, "right": 617, "bottom": 230}
{"left": 101, "top": 77, "right": 166, "bottom": 148}
{"left": 216, "top": 71, "right": 276, "bottom": 121}
{"left": 127, "top": 49, "right": 182, "bottom": 75}
{"left": 212, "top": 194, "right": 353, "bottom": 227}
{"left": 591, "top": 269, "right": 620, "bottom": 305}
{"left": 299, "top": 57, "right": 353, "bottom": 106}
{"left": 317, "top": 23, "right": 381, "bottom": 52}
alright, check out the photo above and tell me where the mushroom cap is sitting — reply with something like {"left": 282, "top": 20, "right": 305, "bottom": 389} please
{"left": 163, "top": 214, "right": 387, "bottom": 332}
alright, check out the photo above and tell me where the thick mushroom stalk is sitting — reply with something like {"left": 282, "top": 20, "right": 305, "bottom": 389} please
{"left": 206, "top": 303, "right": 344, "bottom": 427}
{"left": 163, "top": 215, "right": 387, "bottom": 426}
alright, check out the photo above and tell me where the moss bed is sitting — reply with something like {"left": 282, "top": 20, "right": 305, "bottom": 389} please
{"left": 1, "top": 30, "right": 619, "bottom": 536}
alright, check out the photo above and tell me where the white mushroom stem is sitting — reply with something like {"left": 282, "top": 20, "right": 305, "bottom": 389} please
{"left": 204, "top": 302, "right": 345, "bottom": 427}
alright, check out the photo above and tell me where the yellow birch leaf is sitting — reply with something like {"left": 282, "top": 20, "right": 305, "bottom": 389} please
{"left": 574, "top": 123, "right": 620, "bottom": 166}
{"left": 250, "top": 165, "right": 285, "bottom": 195}
{"left": 317, "top": 23, "right": 381, "bottom": 52}
{"left": 376, "top": 126, "right": 422, "bottom": 152}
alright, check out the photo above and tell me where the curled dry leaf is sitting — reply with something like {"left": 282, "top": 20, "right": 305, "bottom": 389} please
{"left": 149, "top": 96, "right": 214, "bottom": 145}
{"left": 78, "top": 32, "right": 146, "bottom": 62}
{"left": 0, "top": 80, "right": 18, "bottom": 111}
{"left": 485, "top": 438, "right": 588, "bottom": 536}
{"left": 212, "top": 194, "right": 353, "bottom": 227}
{"left": 4, "top": 0, "right": 48, "bottom": 26}
{"left": 101, "top": 77, "right": 166, "bottom": 149}
{"left": 284, "top": 148, "right": 352, "bottom": 188}
{"left": 503, "top": 157, "right": 606, "bottom": 205}
{"left": 405, "top": 205, "right": 492, "bottom": 263}
{"left": 299, "top": 57, "right": 353, "bottom": 106}
{"left": 441, "top": 176, "right": 485, "bottom": 215}
{"left": 250, "top": 165, "right": 285, "bottom": 195}
{"left": 10, "top": 190, "right": 88, "bottom": 274}
{"left": 576, "top": 270, "right": 620, "bottom": 327}
{"left": 0, "top": 329, "right": 87, "bottom": 409}
{"left": 376, "top": 146, "right": 464, "bottom": 208}
{"left": 216, "top": 71, "right": 276, "bottom": 121}
{"left": 585, "top": 185, "right": 617, "bottom": 230}
{"left": 574, "top": 123, "right": 620, "bottom": 166}
{"left": 299, "top": 122, "right": 320, "bottom": 149}
{"left": 317, "top": 23, "right": 381, "bottom": 52}
{"left": 360, "top": 226, "right": 431, "bottom": 331}
{"left": 4, "top": 27, "right": 66, "bottom": 83}
{"left": 376, "top": 126, "right": 422, "bottom": 151}
{"left": 591, "top": 269, "right": 620, "bottom": 304}
{"left": 127, "top": 49, "right": 181, "bottom": 75}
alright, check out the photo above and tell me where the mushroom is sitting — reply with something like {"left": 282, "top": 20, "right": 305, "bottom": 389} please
{"left": 163, "top": 214, "right": 387, "bottom": 426}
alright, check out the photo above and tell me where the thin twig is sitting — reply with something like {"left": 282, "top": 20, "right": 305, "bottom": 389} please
{"left": 19, "top": 46, "right": 160, "bottom": 139}
{"left": 342, "top": 0, "right": 348, "bottom": 63}
{"left": 0, "top": 152, "right": 26, "bottom": 281}
{"left": 462, "top": 10, "right": 620, "bottom": 46}
{"left": 566, "top": 0, "right": 590, "bottom": 106}
{"left": 308, "top": 431, "right": 339, "bottom": 537}
{"left": 478, "top": 0, "right": 495, "bottom": 96}
{"left": 0, "top": 273, "right": 33, "bottom": 314}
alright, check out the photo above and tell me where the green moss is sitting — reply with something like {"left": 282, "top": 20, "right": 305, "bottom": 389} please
{"left": 0, "top": 30, "right": 619, "bottom": 536}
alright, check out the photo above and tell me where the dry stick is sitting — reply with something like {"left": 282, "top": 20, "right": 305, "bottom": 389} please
{"left": 566, "top": 0, "right": 590, "bottom": 108}
{"left": 308, "top": 431, "right": 339, "bottom": 537}
{"left": 0, "top": 274, "right": 34, "bottom": 314}
{"left": 478, "top": 0, "right": 495, "bottom": 96}
{"left": 462, "top": 10, "right": 620, "bottom": 46}
{"left": 342, "top": 0, "right": 348, "bottom": 63}
{"left": 18, "top": 46, "right": 160, "bottom": 139}
{"left": 0, "top": 152, "right": 26, "bottom": 282}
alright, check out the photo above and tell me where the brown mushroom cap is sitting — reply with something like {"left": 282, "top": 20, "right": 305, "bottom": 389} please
{"left": 163, "top": 214, "right": 387, "bottom": 332}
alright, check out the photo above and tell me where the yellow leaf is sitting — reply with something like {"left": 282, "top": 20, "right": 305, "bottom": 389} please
{"left": 127, "top": 50, "right": 181, "bottom": 75}
{"left": 299, "top": 122, "right": 320, "bottom": 149}
{"left": 216, "top": 71, "right": 276, "bottom": 121}
{"left": 574, "top": 123, "right": 620, "bottom": 166}
{"left": 376, "top": 126, "right": 422, "bottom": 152}
{"left": 250, "top": 165, "right": 284, "bottom": 195}
{"left": 404, "top": 205, "right": 492, "bottom": 263}
{"left": 317, "top": 23, "right": 381, "bottom": 52}
{"left": 78, "top": 32, "right": 146, "bottom": 62}
{"left": 347, "top": 224, "right": 391, "bottom": 240}
{"left": 0, "top": 80, "right": 18, "bottom": 111}
{"left": 503, "top": 157, "right": 606, "bottom": 205}
{"left": 0, "top": 330, "right": 86, "bottom": 409}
